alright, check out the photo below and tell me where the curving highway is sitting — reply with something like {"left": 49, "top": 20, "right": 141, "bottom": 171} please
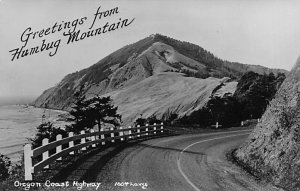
{"left": 94, "top": 129, "right": 280, "bottom": 191}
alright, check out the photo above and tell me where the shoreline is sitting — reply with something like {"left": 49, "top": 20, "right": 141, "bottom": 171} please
{"left": 0, "top": 105, "right": 70, "bottom": 164}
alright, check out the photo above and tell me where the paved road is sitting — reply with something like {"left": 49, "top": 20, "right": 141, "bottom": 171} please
{"left": 90, "top": 130, "right": 281, "bottom": 191}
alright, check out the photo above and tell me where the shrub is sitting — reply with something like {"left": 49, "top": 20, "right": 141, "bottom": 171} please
{"left": 30, "top": 122, "right": 67, "bottom": 149}
{"left": 134, "top": 117, "right": 146, "bottom": 127}
{"left": 134, "top": 115, "right": 162, "bottom": 127}
{"left": 0, "top": 154, "right": 11, "bottom": 181}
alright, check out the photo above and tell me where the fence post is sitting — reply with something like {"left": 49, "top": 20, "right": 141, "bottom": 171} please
{"left": 42, "top": 138, "right": 49, "bottom": 169}
{"left": 160, "top": 122, "right": 163, "bottom": 133}
{"left": 128, "top": 126, "right": 132, "bottom": 139}
{"left": 137, "top": 125, "right": 140, "bottom": 137}
{"left": 100, "top": 128, "right": 105, "bottom": 145}
{"left": 81, "top": 130, "right": 86, "bottom": 151}
{"left": 119, "top": 127, "right": 124, "bottom": 141}
{"left": 90, "top": 129, "right": 96, "bottom": 148}
{"left": 216, "top": 122, "right": 219, "bottom": 128}
{"left": 154, "top": 123, "right": 157, "bottom": 135}
{"left": 69, "top": 132, "right": 74, "bottom": 155}
{"left": 56, "top": 134, "right": 62, "bottom": 161}
{"left": 24, "top": 144, "right": 33, "bottom": 181}
{"left": 145, "top": 124, "right": 149, "bottom": 136}
{"left": 110, "top": 127, "right": 115, "bottom": 143}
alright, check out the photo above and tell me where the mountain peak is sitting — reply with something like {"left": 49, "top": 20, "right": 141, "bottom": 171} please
{"left": 33, "top": 34, "right": 288, "bottom": 124}
{"left": 150, "top": 33, "right": 165, "bottom": 36}
{"left": 149, "top": 33, "right": 162, "bottom": 38}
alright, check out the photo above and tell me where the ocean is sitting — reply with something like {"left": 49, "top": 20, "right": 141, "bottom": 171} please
{"left": 0, "top": 105, "right": 68, "bottom": 163}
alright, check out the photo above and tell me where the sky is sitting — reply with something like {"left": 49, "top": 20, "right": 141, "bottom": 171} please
{"left": 0, "top": 0, "right": 300, "bottom": 104}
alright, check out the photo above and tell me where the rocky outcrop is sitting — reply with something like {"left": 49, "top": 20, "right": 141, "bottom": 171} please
{"left": 235, "top": 56, "right": 300, "bottom": 190}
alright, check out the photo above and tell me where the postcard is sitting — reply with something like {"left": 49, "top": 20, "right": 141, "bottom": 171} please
{"left": 0, "top": 0, "right": 299, "bottom": 190}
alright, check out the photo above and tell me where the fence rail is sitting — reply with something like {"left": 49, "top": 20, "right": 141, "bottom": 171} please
{"left": 24, "top": 123, "right": 164, "bottom": 181}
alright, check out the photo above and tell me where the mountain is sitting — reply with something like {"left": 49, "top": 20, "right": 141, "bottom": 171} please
{"left": 235, "top": 56, "right": 300, "bottom": 191}
{"left": 33, "top": 34, "right": 288, "bottom": 124}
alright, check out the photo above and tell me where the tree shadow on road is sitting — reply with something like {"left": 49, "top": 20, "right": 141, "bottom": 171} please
{"left": 50, "top": 134, "right": 177, "bottom": 182}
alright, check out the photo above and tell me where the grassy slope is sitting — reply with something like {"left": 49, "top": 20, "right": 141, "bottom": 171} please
{"left": 105, "top": 72, "right": 237, "bottom": 125}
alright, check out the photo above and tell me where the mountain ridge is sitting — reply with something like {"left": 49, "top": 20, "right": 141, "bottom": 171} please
{"left": 33, "top": 34, "right": 288, "bottom": 124}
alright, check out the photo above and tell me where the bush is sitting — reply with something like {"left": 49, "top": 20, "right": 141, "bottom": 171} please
{"left": 30, "top": 122, "right": 67, "bottom": 149}
{"left": 134, "top": 115, "right": 162, "bottom": 127}
{"left": 0, "top": 154, "right": 11, "bottom": 181}
{"left": 134, "top": 117, "right": 146, "bottom": 127}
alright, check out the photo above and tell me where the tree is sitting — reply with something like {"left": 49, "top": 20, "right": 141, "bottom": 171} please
{"left": 68, "top": 95, "right": 121, "bottom": 132}
{"left": 207, "top": 96, "right": 224, "bottom": 122}
{"left": 168, "top": 71, "right": 286, "bottom": 128}
{"left": 30, "top": 122, "right": 67, "bottom": 149}
{"left": 187, "top": 107, "right": 212, "bottom": 127}
{"left": 234, "top": 72, "right": 286, "bottom": 120}
{"left": 68, "top": 94, "right": 95, "bottom": 133}
{"left": 134, "top": 114, "right": 146, "bottom": 127}
{"left": 145, "top": 115, "right": 162, "bottom": 124}
{"left": 88, "top": 96, "right": 121, "bottom": 131}
{"left": 167, "top": 113, "right": 178, "bottom": 124}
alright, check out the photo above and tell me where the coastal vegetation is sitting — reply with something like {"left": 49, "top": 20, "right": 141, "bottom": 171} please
{"left": 30, "top": 94, "right": 121, "bottom": 149}
{"left": 67, "top": 94, "right": 121, "bottom": 133}
{"left": 0, "top": 94, "right": 122, "bottom": 190}
{"left": 165, "top": 72, "right": 286, "bottom": 128}
{"left": 0, "top": 154, "right": 11, "bottom": 181}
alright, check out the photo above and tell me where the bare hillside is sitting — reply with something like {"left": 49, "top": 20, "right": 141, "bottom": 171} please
{"left": 32, "top": 34, "right": 287, "bottom": 125}
{"left": 105, "top": 72, "right": 237, "bottom": 125}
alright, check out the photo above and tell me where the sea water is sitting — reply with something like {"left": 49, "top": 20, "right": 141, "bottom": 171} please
{"left": 0, "top": 105, "right": 68, "bottom": 163}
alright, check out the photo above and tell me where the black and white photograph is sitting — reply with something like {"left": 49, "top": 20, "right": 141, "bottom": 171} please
{"left": 0, "top": 0, "right": 300, "bottom": 190}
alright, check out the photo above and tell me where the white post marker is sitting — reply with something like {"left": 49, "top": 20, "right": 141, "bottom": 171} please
{"left": 56, "top": 134, "right": 62, "bottom": 161}
{"left": 42, "top": 138, "right": 49, "bottom": 169}
{"left": 24, "top": 144, "right": 33, "bottom": 181}
{"left": 137, "top": 125, "right": 141, "bottom": 137}
{"left": 241, "top": 121, "right": 244, "bottom": 126}
{"left": 69, "top": 132, "right": 74, "bottom": 155}
{"left": 161, "top": 122, "right": 163, "bottom": 133}
{"left": 100, "top": 128, "right": 105, "bottom": 145}
{"left": 258, "top": 118, "right": 260, "bottom": 123}
{"left": 81, "top": 130, "right": 86, "bottom": 151}
{"left": 110, "top": 127, "right": 115, "bottom": 143}
{"left": 154, "top": 123, "right": 157, "bottom": 135}
{"left": 119, "top": 127, "right": 124, "bottom": 141}
{"left": 146, "top": 124, "right": 149, "bottom": 136}
{"left": 128, "top": 126, "right": 132, "bottom": 139}
{"left": 212, "top": 122, "right": 222, "bottom": 129}
{"left": 90, "top": 129, "right": 96, "bottom": 148}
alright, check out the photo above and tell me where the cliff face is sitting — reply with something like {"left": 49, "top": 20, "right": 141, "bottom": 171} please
{"left": 235, "top": 56, "right": 300, "bottom": 190}
{"left": 33, "top": 34, "right": 287, "bottom": 125}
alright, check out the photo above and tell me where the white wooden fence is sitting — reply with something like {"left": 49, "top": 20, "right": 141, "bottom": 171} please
{"left": 24, "top": 123, "right": 164, "bottom": 181}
